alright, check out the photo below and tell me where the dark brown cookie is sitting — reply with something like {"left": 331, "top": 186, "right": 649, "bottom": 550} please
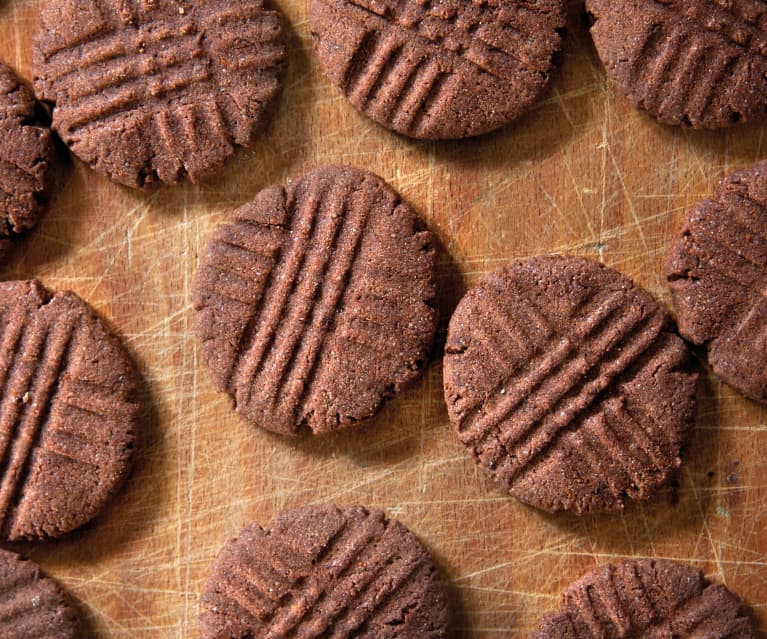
{"left": 531, "top": 559, "right": 755, "bottom": 639}
{"left": 199, "top": 503, "right": 450, "bottom": 639}
{"left": 309, "top": 0, "right": 566, "bottom": 139}
{"left": 666, "top": 161, "right": 767, "bottom": 403}
{"left": 33, "top": 0, "right": 286, "bottom": 188}
{"left": 443, "top": 256, "right": 697, "bottom": 514}
{"left": 586, "top": 0, "right": 767, "bottom": 129}
{"left": 0, "top": 548, "right": 81, "bottom": 638}
{"left": 193, "top": 165, "right": 437, "bottom": 435}
{"left": 0, "top": 62, "right": 55, "bottom": 263}
{"left": 0, "top": 280, "right": 139, "bottom": 540}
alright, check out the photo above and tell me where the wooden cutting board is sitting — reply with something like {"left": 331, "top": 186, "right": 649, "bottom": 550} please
{"left": 0, "top": 0, "right": 765, "bottom": 636}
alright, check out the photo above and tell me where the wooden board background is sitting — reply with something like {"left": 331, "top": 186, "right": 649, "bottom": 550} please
{"left": 0, "top": 0, "right": 766, "bottom": 636}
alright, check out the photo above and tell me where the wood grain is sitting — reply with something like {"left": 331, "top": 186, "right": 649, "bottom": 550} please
{"left": 0, "top": 0, "right": 765, "bottom": 637}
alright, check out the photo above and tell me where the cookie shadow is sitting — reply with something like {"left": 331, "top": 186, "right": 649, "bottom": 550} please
{"left": 432, "top": 228, "right": 468, "bottom": 356}
{"left": 279, "top": 358, "right": 443, "bottom": 469}
{"left": 742, "top": 600, "right": 767, "bottom": 639}
{"left": 681, "top": 119, "right": 767, "bottom": 167}
{"left": 69, "top": 589, "right": 100, "bottom": 639}
{"left": 426, "top": 542, "right": 474, "bottom": 639}
{"left": 534, "top": 366, "right": 719, "bottom": 551}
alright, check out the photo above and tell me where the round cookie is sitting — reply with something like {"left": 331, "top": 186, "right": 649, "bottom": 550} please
{"left": 0, "top": 62, "right": 55, "bottom": 263}
{"left": 33, "top": 0, "right": 286, "bottom": 188}
{"left": 0, "top": 548, "right": 82, "bottom": 638}
{"left": 199, "top": 503, "right": 450, "bottom": 639}
{"left": 309, "top": 0, "right": 566, "bottom": 139}
{"left": 193, "top": 165, "right": 437, "bottom": 436}
{"left": 666, "top": 161, "right": 767, "bottom": 403}
{"left": 531, "top": 559, "right": 755, "bottom": 639}
{"left": 586, "top": 0, "right": 767, "bottom": 129}
{"left": 0, "top": 280, "right": 139, "bottom": 540}
{"left": 443, "top": 255, "right": 697, "bottom": 514}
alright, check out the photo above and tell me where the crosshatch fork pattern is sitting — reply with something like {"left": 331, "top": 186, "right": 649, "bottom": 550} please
{"left": 1, "top": 0, "right": 766, "bottom": 636}
{"left": 444, "top": 258, "right": 697, "bottom": 514}
{"left": 193, "top": 167, "right": 437, "bottom": 435}
{"left": 588, "top": 0, "right": 767, "bottom": 127}
{"left": 33, "top": 0, "right": 286, "bottom": 187}
{"left": 531, "top": 560, "right": 754, "bottom": 639}
{"left": 341, "top": 0, "right": 552, "bottom": 82}
{"left": 200, "top": 505, "right": 448, "bottom": 638}
{"left": 311, "top": 0, "right": 565, "bottom": 137}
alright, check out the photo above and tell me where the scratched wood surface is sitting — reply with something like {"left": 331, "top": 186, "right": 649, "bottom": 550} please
{"left": 0, "top": 0, "right": 765, "bottom": 637}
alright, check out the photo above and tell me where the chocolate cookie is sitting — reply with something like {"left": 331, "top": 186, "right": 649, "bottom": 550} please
{"left": 0, "top": 62, "right": 55, "bottom": 263}
{"left": 0, "top": 548, "right": 81, "bottom": 638}
{"left": 666, "top": 161, "right": 767, "bottom": 403}
{"left": 586, "top": 0, "right": 767, "bottom": 128}
{"left": 0, "top": 280, "right": 139, "bottom": 540}
{"left": 33, "top": 0, "right": 286, "bottom": 188}
{"left": 309, "top": 0, "right": 566, "bottom": 139}
{"left": 443, "top": 256, "right": 697, "bottom": 514}
{"left": 194, "top": 165, "right": 437, "bottom": 435}
{"left": 199, "top": 504, "right": 450, "bottom": 639}
{"left": 531, "top": 559, "right": 755, "bottom": 639}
